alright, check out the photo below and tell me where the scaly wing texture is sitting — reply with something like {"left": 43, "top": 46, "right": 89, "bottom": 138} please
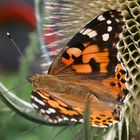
{"left": 31, "top": 62, "right": 128, "bottom": 127}
{"left": 31, "top": 88, "right": 119, "bottom": 127}
{"left": 48, "top": 10, "right": 124, "bottom": 78}
{"left": 30, "top": 10, "right": 128, "bottom": 127}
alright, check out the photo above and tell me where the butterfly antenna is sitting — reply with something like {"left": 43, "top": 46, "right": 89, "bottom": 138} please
{"left": 6, "top": 32, "right": 24, "bottom": 57}
{"left": 2, "top": 81, "right": 29, "bottom": 94}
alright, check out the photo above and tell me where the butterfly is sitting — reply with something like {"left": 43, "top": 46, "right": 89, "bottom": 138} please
{"left": 27, "top": 10, "right": 128, "bottom": 127}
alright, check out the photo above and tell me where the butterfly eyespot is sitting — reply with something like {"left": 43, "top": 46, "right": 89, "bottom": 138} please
{"left": 30, "top": 10, "right": 128, "bottom": 127}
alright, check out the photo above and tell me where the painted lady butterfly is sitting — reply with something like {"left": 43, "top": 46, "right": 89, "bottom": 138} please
{"left": 27, "top": 10, "right": 128, "bottom": 127}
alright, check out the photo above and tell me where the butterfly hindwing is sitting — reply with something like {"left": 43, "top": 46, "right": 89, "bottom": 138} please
{"left": 31, "top": 88, "right": 120, "bottom": 127}
{"left": 31, "top": 89, "right": 83, "bottom": 124}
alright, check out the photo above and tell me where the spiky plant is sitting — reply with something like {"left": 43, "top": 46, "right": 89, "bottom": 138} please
{"left": 0, "top": 0, "right": 140, "bottom": 140}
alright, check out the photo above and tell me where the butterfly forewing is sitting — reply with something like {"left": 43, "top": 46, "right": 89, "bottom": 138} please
{"left": 48, "top": 10, "right": 124, "bottom": 78}
{"left": 29, "top": 10, "right": 128, "bottom": 127}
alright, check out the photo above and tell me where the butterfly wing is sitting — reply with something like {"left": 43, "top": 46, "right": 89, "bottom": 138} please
{"left": 48, "top": 10, "right": 124, "bottom": 78}
{"left": 29, "top": 10, "right": 128, "bottom": 127}
{"left": 30, "top": 62, "right": 128, "bottom": 127}
{"left": 31, "top": 88, "right": 120, "bottom": 127}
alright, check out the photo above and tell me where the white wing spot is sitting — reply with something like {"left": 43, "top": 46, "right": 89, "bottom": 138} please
{"left": 107, "top": 26, "right": 112, "bottom": 32}
{"left": 97, "top": 15, "right": 105, "bottom": 21}
{"left": 111, "top": 14, "right": 114, "bottom": 18}
{"left": 87, "top": 30, "right": 97, "bottom": 38}
{"left": 46, "top": 110, "right": 51, "bottom": 114}
{"left": 63, "top": 117, "right": 69, "bottom": 121}
{"left": 58, "top": 118, "right": 63, "bottom": 122}
{"left": 79, "top": 119, "right": 84, "bottom": 123}
{"left": 33, "top": 97, "right": 45, "bottom": 106}
{"left": 40, "top": 109, "right": 45, "bottom": 113}
{"left": 48, "top": 108, "right": 56, "bottom": 113}
{"left": 53, "top": 120, "right": 58, "bottom": 123}
{"left": 115, "top": 19, "right": 120, "bottom": 22}
{"left": 31, "top": 95, "right": 34, "bottom": 99}
{"left": 79, "top": 28, "right": 85, "bottom": 33}
{"left": 102, "top": 33, "right": 109, "bottom": 41}
{"left": 82, "top": 29, "right": 92, "bottom": 35}
{"left": 70, "top": 118, "right": 77, "bottom": 122}
{"left": 32, "top": 103, "right": 39, "bottom": 109}
{"left": 107, "top": 20, "right": 112, "bottom": 24}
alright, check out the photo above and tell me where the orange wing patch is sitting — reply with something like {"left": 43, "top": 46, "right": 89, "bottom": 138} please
{"left": 82, "top": 52, "right": 109, "bottom": 63}
{"left": 61, "top": 47, "right": 82, "bottom": 65}
{"left": 102, "top": 63, "right": 128, "bottom": 102}
{"left": 61, "top": 44, "right": 111, "bottom": 74}
{"left": 90, "top": 108, "right": 119, "bottom": 127}
{"left": 82, "top": 44, "right": 100, "bottom": 54}
{"left": 72, "top": 64, "right": 92, "bottom": 73}
{"left": 115, "top": 63, "right": 127, "bottom": 90}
